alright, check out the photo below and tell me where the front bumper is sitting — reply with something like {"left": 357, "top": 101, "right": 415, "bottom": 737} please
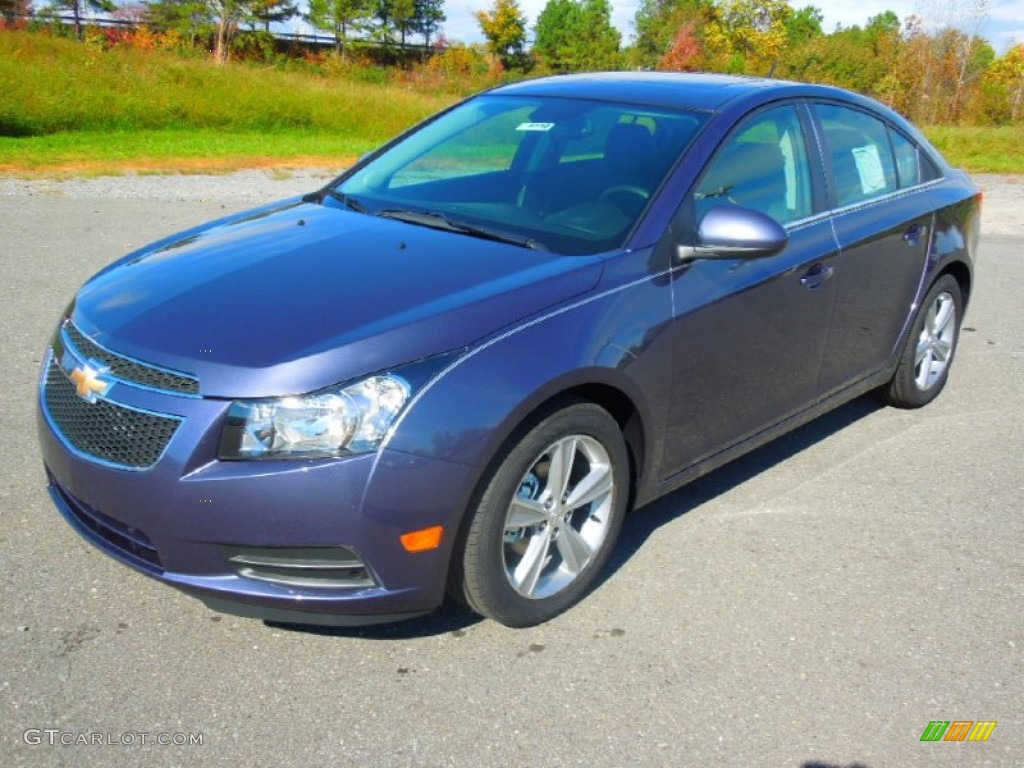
{"left": 37, "top": 351, "right": 477, "bottom": 626}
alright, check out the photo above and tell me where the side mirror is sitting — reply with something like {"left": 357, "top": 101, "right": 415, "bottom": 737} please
{"left": 677, "top": 205, "right": 788, "bottom": 263}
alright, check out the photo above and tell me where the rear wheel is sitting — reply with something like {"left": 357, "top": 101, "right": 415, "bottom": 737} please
{"left": 457, "top": 402, "right": 629, "bottom": 627}
{"left": 880, "top": 274, "right": 963, "bottom": 408}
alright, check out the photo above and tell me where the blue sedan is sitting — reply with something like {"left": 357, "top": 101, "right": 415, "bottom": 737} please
{"left": 37, "top": 73, "right": 980, "bottom": 627}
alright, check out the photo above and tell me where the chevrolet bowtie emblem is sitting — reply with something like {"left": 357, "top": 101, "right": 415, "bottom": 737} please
{"left": 70, "top": 364, "right": 111, "bottom": 403}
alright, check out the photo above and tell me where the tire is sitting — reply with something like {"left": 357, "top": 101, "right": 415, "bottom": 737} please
{"left": 456, "top": 402, "right": 629, "bottom": 627}
{"left": 880, "top": 274, "right": 963, "bottom": 408}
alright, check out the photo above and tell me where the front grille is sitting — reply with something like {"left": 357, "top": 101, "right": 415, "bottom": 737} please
{"left": 49, "top": 475, "right": 162, "bottom": 569}
{"left": 64, "top": 322, "right": 199, "bottom": 395}
{"left": 44, "top": 360, "right": 181, "bottom": 469}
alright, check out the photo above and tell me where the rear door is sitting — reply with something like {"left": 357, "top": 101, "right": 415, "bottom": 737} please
{"left": 811, "top": 102, "right": 937, "bottom": 394}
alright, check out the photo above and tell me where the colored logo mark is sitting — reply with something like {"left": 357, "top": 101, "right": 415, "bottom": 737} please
{"left": 920, "top": 720, "right": 997, "bottom": 742}
{"left": 70, "top": 364, "right": 111, "bottom": 403}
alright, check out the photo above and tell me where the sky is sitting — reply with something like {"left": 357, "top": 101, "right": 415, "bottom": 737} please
{"left": 435, "top": 0, "right": 1024, "bottom": 55}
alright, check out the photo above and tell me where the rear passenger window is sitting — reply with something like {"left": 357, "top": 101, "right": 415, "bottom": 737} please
{"left": 816, "top": 104, "right": 898, "bottom": 206}
{"left": 694, "top": 105, "right": 813, "bottom": 225}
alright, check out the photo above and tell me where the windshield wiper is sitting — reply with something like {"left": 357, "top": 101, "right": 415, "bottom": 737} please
{"left": 321, "top": 189, "right": 367, "bottom": 213}
{"left": 376, "top": 209, "right": 544, "bottom": 250}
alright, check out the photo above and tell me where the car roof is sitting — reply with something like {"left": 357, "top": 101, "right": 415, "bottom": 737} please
{"left": 491, "top": 72, "right": 845, "bottom": 113}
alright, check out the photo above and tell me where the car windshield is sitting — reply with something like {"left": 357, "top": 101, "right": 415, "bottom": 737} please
{"left": 332, "top": 95, "right": 707, "bottom": 255}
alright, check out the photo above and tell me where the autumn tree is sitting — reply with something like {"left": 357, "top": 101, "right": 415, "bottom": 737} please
{"left": 534, "top": 0, "right": 620, "bottom": 73}
{"left": 1, "top": 0, "right": 33, "bottom": 24}
{"left": 934, "top": 28, "right": 995, "bottom": 123}
{"left": 702, "top": 0, "right": 794, "bottom": 75}
{"left": 306, "top": 0, "right": 369, "bottom": 53}
{"left": 143, "top": 0, "right": 252, "bottom": 61}
{"left": 981, "top": 44, "right": 1024, "bottom": 122}
{"left": 658, "top": 22, "right": 703, "bottom": 71}
{"left": 947, "top": 0, "right": 991, "bottom": 121}
{"left": 475, "top": 0, "right": 527, "bottom": 69}
{"left": 779, "top": 11, "right": 901, "bottom": 100}
{"left": 633, "top": 0, "right": 716, "bottom": 70}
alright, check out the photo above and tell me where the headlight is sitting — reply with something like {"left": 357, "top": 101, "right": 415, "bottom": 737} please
{"left": 219, "top": 374, "right": 412, "bottom": 460}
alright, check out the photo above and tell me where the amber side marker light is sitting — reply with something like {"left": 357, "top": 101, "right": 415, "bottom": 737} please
{"left": 401, "top": 525, "right": 443, "bottom": 553}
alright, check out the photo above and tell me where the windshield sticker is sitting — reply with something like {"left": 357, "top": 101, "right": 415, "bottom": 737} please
{"left": 851, "top": 145, "right": 886, "bottom": 195}
{"left": 516, "top": 122, "right": 556, "bottom": 132}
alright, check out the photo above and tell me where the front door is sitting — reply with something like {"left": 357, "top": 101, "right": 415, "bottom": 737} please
{"left": 661, "top": 104, "right": 838, "bottom": 478}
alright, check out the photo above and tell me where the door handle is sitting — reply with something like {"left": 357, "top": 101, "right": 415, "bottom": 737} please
{"left": 903, "top": 223, "right": 926, "bottom": 246}
{"left": 800, "top": 263, "right": 834, "bottom": 290}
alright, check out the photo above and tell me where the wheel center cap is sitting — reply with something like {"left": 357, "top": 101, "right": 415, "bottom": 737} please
{"left": 543, "top": 498, "right": 562, "bottom": 524}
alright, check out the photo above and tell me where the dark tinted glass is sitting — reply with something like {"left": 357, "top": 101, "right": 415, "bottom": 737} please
{"left": 817, "top": 104, "right": 898, "bottom": 206}
{"left": 890, "top": 128, "right": 921, "bottom": 188}
{"left": 694, "top": 105, "right": 813, "bottom": 225}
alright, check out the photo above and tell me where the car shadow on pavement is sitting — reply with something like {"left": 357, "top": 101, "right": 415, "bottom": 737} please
{"left": 265, "top": 598, "right": 483, "bottom": 640}
{"left": 270, "top": 395, "right": 884, "bottom": 640}
{"left": 604, "top": 394, "right": 884, "bottom": 578}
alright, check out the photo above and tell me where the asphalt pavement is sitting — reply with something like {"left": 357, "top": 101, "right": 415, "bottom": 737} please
{"left": 0, "top": 179, "right": 1020, "bottom": 767}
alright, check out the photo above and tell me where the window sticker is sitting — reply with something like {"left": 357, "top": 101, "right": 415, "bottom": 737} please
{"left": 516, "top": 122, "right": 556, "bottom": 132}
{"left": 851, "top": 144, "right": 886, "bottom": 195}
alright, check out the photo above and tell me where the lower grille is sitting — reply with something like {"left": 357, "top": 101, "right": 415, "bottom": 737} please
{"left": 43, "top": 359, "right": 181, "bottom": 470}
{"left": 224, "top": 546, "right": 376, "bottom": 589}
{"left": 50, "top": 476, "right": 162, "bottom": 569}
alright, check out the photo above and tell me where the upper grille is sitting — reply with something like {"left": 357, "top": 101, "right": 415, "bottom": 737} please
{"left": 44, "top": 360, "right": 182, "bottom": 469}
{"left": 64, "top": 322, "right": 199, "bottom": 395}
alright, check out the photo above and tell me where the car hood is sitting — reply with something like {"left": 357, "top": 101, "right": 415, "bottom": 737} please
{"left": 72, "top": 199, "right": 603, "bottom": 398}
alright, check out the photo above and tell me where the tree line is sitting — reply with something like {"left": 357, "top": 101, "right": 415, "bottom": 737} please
{"left": 2, "top": 0, "right": 1022, "bottom": 124}
{"left": 477, "top": 0, "right": 1023, "bottom": 125}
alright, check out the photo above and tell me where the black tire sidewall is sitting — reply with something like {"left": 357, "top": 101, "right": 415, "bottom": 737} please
{"left": 460, "top": 402, "right": 629, "bottom": 627}
{"left": 886, "top": 274, "right": 963, "bottom": 408}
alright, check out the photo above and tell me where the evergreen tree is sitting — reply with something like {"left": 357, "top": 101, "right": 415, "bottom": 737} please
{"left": 412, "top": 0, "right": 444, "bottom": 48}
{"left": 250, "top": 0, "right": 297, "bottom": 32}
{"left": 306, "top": 0, "right": 369, "bottom": 52}
{"left": 43, "top": 0, "right": 116, "bottom": 39}
{"left": 534, "top": 0, "right": 620, "bottom": 73}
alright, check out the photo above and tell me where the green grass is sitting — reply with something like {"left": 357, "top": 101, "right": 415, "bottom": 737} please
{"left": 0, "top": 31, "right": 458, "bottom": 173}
{"left": 0, "top": 129, "right": 376, "bottom": 173}
{"left": 923, "top": 125, "right": 1024, "bottom": 174}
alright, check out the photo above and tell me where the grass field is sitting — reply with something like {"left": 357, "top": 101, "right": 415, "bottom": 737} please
{"left": 923, "top": 125, "right": 1024, "bottom": 175}
{"left": 1, "top": 31, "right": 1021, "bottom": 176}
{"left": 0, "top": 31, "right": 458, "bottom": 173}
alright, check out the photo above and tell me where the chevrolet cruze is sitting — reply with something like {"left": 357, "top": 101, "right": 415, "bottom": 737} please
{"left": 37, "top": 73, "right": 980, "bottom": 627}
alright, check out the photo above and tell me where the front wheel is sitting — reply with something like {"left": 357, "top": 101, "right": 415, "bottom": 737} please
{"left": 456, "top": 402, "right": 629, "bottom": 627}
{"left": 880, "top": 274, "right": 964, "bottom": 408}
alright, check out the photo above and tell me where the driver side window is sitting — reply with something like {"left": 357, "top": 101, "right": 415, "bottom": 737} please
{"left": 694, "top": 105, "right": 813, "bottom": 226}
